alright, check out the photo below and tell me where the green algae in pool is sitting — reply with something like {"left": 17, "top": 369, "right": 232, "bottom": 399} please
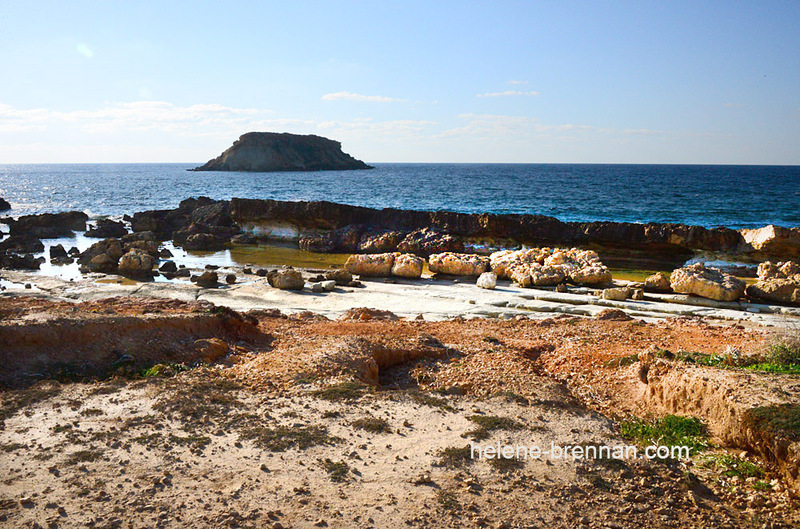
{"left": 229, "top": 244, "right": 350, "bottom": 269}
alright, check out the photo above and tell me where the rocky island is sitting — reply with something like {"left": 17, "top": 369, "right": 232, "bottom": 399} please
{"left": 191, "top": 132, "right": 373, "bottom": 172}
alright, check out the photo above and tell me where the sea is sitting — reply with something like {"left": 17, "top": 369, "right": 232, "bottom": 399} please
{"left": 1, "top": 163, "right": 799, "bottom": 229}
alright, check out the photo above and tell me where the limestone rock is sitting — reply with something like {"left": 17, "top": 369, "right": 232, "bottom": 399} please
{"left": 267, "top": 268, "right": 305, "bottom": 290}
{"left": 344, "top": 253, "right": 394, "bottom": 277}
{"left": 391, "top": 253, "right": 424, "bottom": 278}
{"left": 196, "top": 271, "right": 219, "bottom": 288}
{"left": 644, "top": 272, "right": 672, "bottom": 293}
{"left": 741, "top": 225, "right": 800, "bottom": 258}
{"left": 192, "top": 132, "right": 373, "bottom": 172}
{"left": 325, "top": 269, "right": 353, "bottom": 285}
{"left": 85, "top": 219, "right": 127, "bottom": 238}
{"left": 117, "top": 250, "right": 155, "bottom": 279}
{"left": 476, "top": 272, "right": 497, "bottom": 289}
{"left": 747, "top": 274, "right": 800, "bottom": 306}
{"left": 670, "top": 263, "right": 745, "bottom": 301}
{"left": 428, "top": 252, "right": 489, "bottom": 276}
{"left": 397, "top": 228, "right": 464, "bottom": 256}
{"left": 79, "top": 239, "right": 123, "bottom": 265}
{"left": 358, "top": 230, "right": 406, "bottom": 253}
{"left": 602, "top": 287, "right": 630, "bottom": 301}
{"left": 757, "top": 260, "right": 800, "bottom": 280}
{"left": 87, "top": 253, "right": 118, "bottom": 274}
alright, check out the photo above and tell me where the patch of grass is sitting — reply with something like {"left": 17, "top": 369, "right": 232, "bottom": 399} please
{"left": 80, "top": 408, "right": 104, "bottom": 417}
{"left": 168, "top": 434, "right": 211, "bottom": 449}
{"left": 408, "top": 391, "right": 456, "bottom": 412}
{"left": 311, "top": 381, "right": 367, "bottom": 402}
{"left": 131, "top": 433, "right": 163, "bottom": 447}
{"left": 753, "top": 480, "right": 772, "bottom": 491}
{"left": 239, "top": 425, "right": 338, "bottom": 451}
{"left": 463, "top": 414, "right": 524, "bottom": 441}
{"left": 743, "top": 362, "right": 800, "bottom": 375}
{"left": 605, "top": 353, "right": 640, "bottom": 368}
{"left": 435, "top": 445, "right": 475, "bottom": 468}
{"left": 747, "top": 404, "right": 800, "bottom": 440}
{"left": 619, "top": 415, "right": 708, "bottom": 455}
{"left": 701, "top": 454, "right": 763, "bottom": 479}
{"left": 351, "top": 417, "right": 391, "bottom": 433}
{"left": 319, "top": 458, "right": 350, "bottom": 482}
{"left": 765, "top": 331, "right": 800, "bottom": 366}
{"left": 65, "top": 449, "right": 104, "bottom": 465}
{"left": 321, "top": 410, "right": 341, "bottom": 419}
{"left": 152, "top": 375, "right": 242, "bottom": 423}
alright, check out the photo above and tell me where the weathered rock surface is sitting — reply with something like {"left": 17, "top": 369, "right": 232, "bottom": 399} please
{"left": 476, "top": 272, "right": 497, "bottom": 290}
{"left": 0, "top": 197, "right": 10, "bottom": 211}
{"left": 602, "top": 287, "right": 630, "bottom": 301}
{"left": 79, "top": 239, "right": 124, "bottom": 266}
{"left": 741, "top": 225, "right": 800, "bottom": 259}
{"left": 428, "top": 252, "right": 489, "bottom": 276}
{"left": 325, "top": 269, "right": 353, "bottom": 286}
{"left": 396, "top": 228, "right": 464, "bottom": 256}
{"left": 670, "top": 263, "right": 746, "bottom": 301}
{"left": 196, "top": 271, "right": 219, "bottom": 288}
{"left": 644, "top": 272, "right": 672, "bottom": 293}
{"left": 85, "top": 219, "right": 127, "bottom": 238}
{"left": 5, "top": 211, "right": 88, "bottom": 238}
{"left": 267, "top": 268, "right": 305, "bottom": 290}
{"left": 391, "top": 253, "right": 424, "bottom": 279}
{"left": 0, "top": 235, "right": 44, "bottom": 254}
{"left": 117, "top": 250, "right": 155, "bottom": 279}
{"left": 344, "top": 253, "right": 395, "bottom": 277}
{"left": 757, "top": 260, "right": 800, "bottom": 280}
{"left": 192, "top": 132, "right": 373, "bottom": 172}
{"left": 746, "top": 276, "right": 800, "bottom": 306}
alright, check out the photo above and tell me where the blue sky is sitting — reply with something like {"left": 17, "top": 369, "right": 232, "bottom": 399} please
{"left": 0, "top": 0, "right": 798, "bottom": 164}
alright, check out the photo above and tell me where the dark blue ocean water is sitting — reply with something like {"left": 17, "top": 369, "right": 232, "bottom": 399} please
{"left": 0, "top": 163, "right": 798, "bottom": 229}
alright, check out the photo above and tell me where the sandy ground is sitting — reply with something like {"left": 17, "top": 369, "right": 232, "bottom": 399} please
{"left": 1, "top": 295, "right": 799, "bottom": 528}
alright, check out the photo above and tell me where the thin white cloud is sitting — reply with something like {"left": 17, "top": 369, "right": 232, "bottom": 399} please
{"left": 476, "top": 90, "right": 540, "bottom": 98}
{"left": 321, "top": 91, "right": 407, "bottom": 103}
{"left": 507, "top": 80, "right": 528, "bottom": 85}
{"left": 76, "top": 44, "right": 94, "bottom": 58}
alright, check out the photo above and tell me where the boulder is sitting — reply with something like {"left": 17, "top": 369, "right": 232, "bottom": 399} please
{"left": 267, "top": 268, "right": 305, "bottom": 290}
{"left": 79, "top": 238, "right": 123, "bottom": 265}
{"left": 320, "top": 280, "right": 336, "bottom": 291}
{"left": 344, "top": 253, "right": 395, "bottom": 277}
{"left": 124, "top": 239, "right": 160, "bottom": 256}
{"left": 85, "top": 219, "right": 127, "bottom": 238}
{"left": 644, "top": 272, "right": 672, "bottom": 293}
{"left": 196, "top": 271, "right": 219, "bottom": 288}
{"left": 397, "top": 228, "right": 464, "bottom": 256}
{"left": 428, "top": 252, "right": 489, "bottom": 276}
{"left": 631, "top": 289, "right": 645, "bottom": 300}
{"left": 670, "top": 263, "right": 746, "bottom": 301}
{"left": 601, "top": 287, "right": 630, "bottom": 301}
{"left": 757, "top": 260, "right": 800, "bottom": 281}
{"left": 182, "top": 232, "right": 229, "bottom": 251}
{"left": 544, "top": 249, "right": 612, "bottom": 286}
{"left": 0, "top": 235, "right": 44, "bottom": 254}
{"left": 508, "top": 263, "right": 565, "bottom": 287}
{"left": 49, "top": 244, "right": 68, "bottom": 259}
{"left": 6, "top": 211, "right": 88, "bottom": 238}
{"left": 339, "top": 307, "right": 399, "bottom": 321}
{"left": 225, "top": 273, "right": 237, "bottom": 285}
{"left": 87, "top": 253, "right": 118, "bottom": 274}
{"left": 117, "top": 250, "right": 155, "bottom": 279}
{"left": 159, "top": 261, "right": 178, "bottom": 273}
{"left": 746, "top": 276, "right": 800, "bottom": 306}
{"left": 391, "top": 253, "right": 424, "bottom": 279}
{"left": 596, "top": 309, "right": 634, "bottom": 321}
{"left": 325, "top": 269, "right": 353, "bottom": 285}
{"left": 0, "top": 197, "right": 10, "bottom": 211}
{"left": 741, "top": 225, "right": 800, "bottom": 258}
{"left": 0, "top": 253, "right": 44, "bottom": 270}
{"left": 358, "top": 230, "right": 406, "bottom": 253}
{"left": 489, "top": 248, "right": 549, "bottom": 279}
{"left": 299, "top": 224, "right": 363, "bottom": 253}
{"left": 476, "top": 272, "right": 497, "bottom": 289}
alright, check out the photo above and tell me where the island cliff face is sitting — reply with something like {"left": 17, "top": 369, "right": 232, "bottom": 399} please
{"left": 191, "top": 132, "right": 373, "bottom": 172}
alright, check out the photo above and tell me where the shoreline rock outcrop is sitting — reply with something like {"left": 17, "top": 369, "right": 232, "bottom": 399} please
{"left": 0, "top": 197, "right": 10, "bottom": 212}
{"left": 670, "top": 263, "right": 746, "bottom": 301}
{"left": 191, "top": 132, "right": 373, "bottom": 172}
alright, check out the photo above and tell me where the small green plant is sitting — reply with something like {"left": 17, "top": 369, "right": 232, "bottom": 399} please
{"left": 319, "top": 458, "right": 350, "bottom": 482}
{"left": 168, "top": 434, "right": 212, "bottom": 449}
{"left": 752, "top": 480, "right": 772, "bottom": 491}
{"left": 351, "top": 417, "right": 391, "bottom": 433}
{"left": 619, "top": 415, "right": 708, "bottom": 455}
{"left": 321, "top": 410, "right": 341, "bottom": 419}
{"left": 435, "top": 490, "right": 461, "bottom": 513}
{"left": 701, "top": 454, "right": 763, "bottom": 479}
{"left": 65, "top": 449, "right": 104, "bottom": 465}
{"left": 605, "top": 353, "right": 640, "bottom": 368}
{"left": 141, "top": 363, "right": 190, "bottom": 378}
